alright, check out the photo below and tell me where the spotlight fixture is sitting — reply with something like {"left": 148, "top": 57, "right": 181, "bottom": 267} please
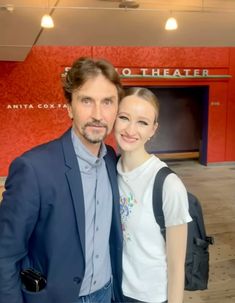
{"left": 119, "top": 0, "right": 139, "bottom": 9}
{"left": 165, "top": 17, "right": 178, "bottom": 30}
{"left": 0, "top": 4, "right": 14, "bottom": 12}
{"left": 41, "top": 0, "right": 54, "bottom": 28}
{"left": 41, "top": 14, "right": 54, "bottom": 28}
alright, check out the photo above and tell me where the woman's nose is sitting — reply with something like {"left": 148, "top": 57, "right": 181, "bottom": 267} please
{"left": 125, "top": 122, "right": 136, "bottom": 135}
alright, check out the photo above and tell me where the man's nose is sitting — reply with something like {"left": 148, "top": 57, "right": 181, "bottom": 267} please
{"left": 92, "top": 104, "right": 102, "bottom": 120}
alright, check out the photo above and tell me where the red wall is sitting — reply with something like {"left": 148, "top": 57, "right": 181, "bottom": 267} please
{"left": 226, "top": 49, "right": 235, "bottom": 160}
{"left": 0, "top": 46, "right": 235, "bottom": 176}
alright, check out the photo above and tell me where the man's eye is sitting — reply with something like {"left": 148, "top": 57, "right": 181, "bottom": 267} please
{"left": 103, "top": 99, "right": 113, "bottom": 105}
{"left": 81, "top": 98, "right": 91, "bottom": 104}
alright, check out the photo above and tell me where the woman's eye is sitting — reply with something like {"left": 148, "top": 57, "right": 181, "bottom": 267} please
{"left": 118, "top": 115, "right": 128, "bottom": 121}
{"left": 138, "top": 120, "right": 148, "bottom": 126}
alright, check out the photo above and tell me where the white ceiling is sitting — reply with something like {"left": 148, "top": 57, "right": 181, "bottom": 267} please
{"left": 1, "top": 0, "right": 235, "bottom": 61}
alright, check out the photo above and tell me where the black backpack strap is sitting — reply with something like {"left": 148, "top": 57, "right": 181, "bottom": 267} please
{"left": 152, "top": 166, "right": 175, "bottom": 240}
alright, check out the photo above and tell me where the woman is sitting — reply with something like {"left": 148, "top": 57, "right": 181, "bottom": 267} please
{"left": 114, "top": 87, "right": 192, "bottom": 303}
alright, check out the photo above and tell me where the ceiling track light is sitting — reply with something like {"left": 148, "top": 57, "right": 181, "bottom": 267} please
{"left": 41, "top": 14, "right": 54, "bottom": 28}
{"left": 165, "top": 17, "right": 178, "bottom": 31}
{"left": 41, "top": 0, "right": 54, "bottom": 29}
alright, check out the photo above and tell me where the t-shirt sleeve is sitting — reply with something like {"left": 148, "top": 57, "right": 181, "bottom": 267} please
{"left": 162, "top": 173, "right": 192, "bottom": 227}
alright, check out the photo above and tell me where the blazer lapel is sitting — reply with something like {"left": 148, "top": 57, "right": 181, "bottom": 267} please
{"left": 61, "top": 129, "right": 85, "bottom": 258}
{"left": 105, "top": 153, "right": 119, "bottom": 200}
{"left": 104, "top": 148, "right": 122, "bottom": 232}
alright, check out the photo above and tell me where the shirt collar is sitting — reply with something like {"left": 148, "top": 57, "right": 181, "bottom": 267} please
{"left": 71, "top": 128, "right": 107, "bottom": 167}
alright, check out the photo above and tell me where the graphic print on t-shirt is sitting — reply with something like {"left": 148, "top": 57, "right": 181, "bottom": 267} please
{"left": 120, "top": 193, "right": 138, "bottom": 242}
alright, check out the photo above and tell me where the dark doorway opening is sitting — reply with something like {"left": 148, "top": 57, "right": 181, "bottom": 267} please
{"left": 144, "top": 86, "right": 209, "bottom": 165}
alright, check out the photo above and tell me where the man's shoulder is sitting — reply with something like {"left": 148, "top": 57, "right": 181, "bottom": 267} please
{"left": 23, "top": 137, "right": 59, "bottom": 159}
{"left": 21, "top": 129, "right": 71, "bottom": 160}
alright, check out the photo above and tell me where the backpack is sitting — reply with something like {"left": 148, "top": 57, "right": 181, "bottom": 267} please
{"left": 152, "top": 166, "right": 214, "bottom": 291}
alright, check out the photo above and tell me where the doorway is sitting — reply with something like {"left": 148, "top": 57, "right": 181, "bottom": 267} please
{"left": 145, "top": 86, "right": 209, "bottom": 165}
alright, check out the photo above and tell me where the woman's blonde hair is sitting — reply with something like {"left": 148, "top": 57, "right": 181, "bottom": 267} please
{"left": 123, "top": 87, "right": 160, "bottom": 123}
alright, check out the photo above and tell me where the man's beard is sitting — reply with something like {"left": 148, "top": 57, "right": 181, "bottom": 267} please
{"left": 82, "top": 120, "right": 108, "bottom": 144}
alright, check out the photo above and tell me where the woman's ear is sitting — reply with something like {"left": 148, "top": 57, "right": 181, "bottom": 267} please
{"left": 148, "top": 122, "right": 158, "bottom": 140}
{"left": 151, "top": 122, "right": 158, "bottom": 137}
{"left": 154, "top": 122, "right": 159, "bottom": 133}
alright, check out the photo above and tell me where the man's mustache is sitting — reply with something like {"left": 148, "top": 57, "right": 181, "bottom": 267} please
{"left": 85, "top": 119, "right": 108, "bottom": 129}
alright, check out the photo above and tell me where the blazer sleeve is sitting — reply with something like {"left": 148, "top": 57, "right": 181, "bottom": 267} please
{"left": 0, "top": 156, "right": 40, "bottom": 303}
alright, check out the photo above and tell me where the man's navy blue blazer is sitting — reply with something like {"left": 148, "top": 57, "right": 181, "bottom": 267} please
{"left": 0, "top": 129, "right": 123, "bottom": 303}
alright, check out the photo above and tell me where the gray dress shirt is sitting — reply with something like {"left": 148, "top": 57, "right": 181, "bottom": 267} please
{"left": 71, "top": 129, "right": 113, "bottom": 296}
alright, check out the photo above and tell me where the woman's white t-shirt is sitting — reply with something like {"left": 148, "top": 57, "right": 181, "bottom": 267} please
{"left": 117, "top": 155, "right": 192, "bottom": 303}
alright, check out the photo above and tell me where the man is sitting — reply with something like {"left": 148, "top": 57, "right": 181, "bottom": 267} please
{"left": 0, "top": 57, "right": 124, "bottom": 303}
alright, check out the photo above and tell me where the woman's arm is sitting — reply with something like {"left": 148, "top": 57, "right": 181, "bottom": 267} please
{"left": 166, "top": 223, "right": 188, "bottom": 303}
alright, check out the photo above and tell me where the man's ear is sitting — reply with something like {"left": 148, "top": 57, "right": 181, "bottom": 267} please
{"left": 67, "top": 104, "right": 73, "bottom": 120}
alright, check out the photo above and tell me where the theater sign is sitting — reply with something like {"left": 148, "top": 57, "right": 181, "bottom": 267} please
{"left": 115, "top": 68, "right": 231, "bottom": 79}
{"left": 61, "top": 67, "right": 231, "bottom": 79}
